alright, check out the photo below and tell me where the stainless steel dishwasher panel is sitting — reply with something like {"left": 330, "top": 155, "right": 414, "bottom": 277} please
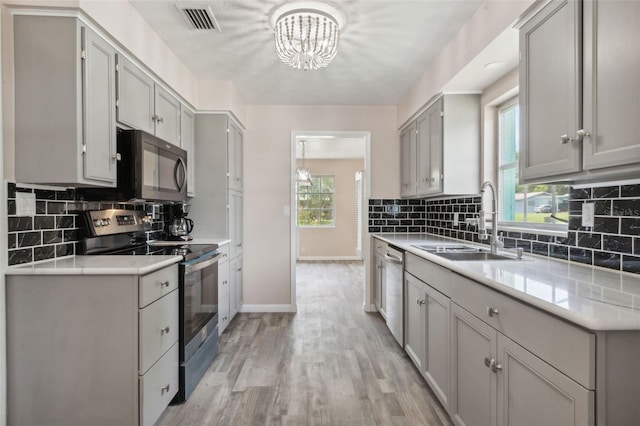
{"left": 384, "top": 246, "right": 404, "bottom": 347}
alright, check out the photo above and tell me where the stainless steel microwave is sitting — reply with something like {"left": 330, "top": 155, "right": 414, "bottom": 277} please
{"left": 78, "top": 130, "right": 188, "bottom": 202}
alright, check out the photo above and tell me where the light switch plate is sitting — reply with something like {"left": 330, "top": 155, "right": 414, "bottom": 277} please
{"left": 283, "top": 205, "right": 290, "bottom": 217}
{"left": 16, "top": 192, "right": 36, "bottom": 216}
{"left": 582, "top": 202, "right": 595, "bottom": 227}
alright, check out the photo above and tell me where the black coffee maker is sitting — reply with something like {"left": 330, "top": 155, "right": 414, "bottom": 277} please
{"left": 167, "top": 203, "right": 194, "bottom": 241}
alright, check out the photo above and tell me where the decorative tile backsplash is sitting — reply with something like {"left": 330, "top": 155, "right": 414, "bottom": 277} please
{"left": 7, "top": 182, "right": 166, "bottom": 266}
{"left": 369, "top": 183, "right": 640, "bottom": 274}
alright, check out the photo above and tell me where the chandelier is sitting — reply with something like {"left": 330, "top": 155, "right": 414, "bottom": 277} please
{"left": 274, "top": 8, "right": 340, "bottom": 71}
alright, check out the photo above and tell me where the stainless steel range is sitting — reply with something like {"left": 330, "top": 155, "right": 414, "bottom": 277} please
{"left": 78, "top": 209, "right": 220, "bottom": 403}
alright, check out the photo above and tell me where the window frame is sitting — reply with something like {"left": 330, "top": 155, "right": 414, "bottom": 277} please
{"left": 297, "top": 175, "right": 336, "bottom": 228}
{"left": 496, "top": 96, "right": 569, "bottom": 235}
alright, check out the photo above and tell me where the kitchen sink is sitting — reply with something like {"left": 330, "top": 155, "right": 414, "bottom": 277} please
{"left": 412, "top": 244, "right": 482, "bottom": 253}
{"left": 432, "top": 251, "right": 519, "bottom": 261}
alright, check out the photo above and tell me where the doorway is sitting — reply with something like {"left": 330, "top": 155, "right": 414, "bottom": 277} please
{"left": 290, "top": 131, "right": 371, "bottom": 310}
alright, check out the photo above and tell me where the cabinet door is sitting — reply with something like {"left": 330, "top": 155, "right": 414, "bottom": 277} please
{"left": 83, "top": 27, "right": 117, "bottom": 184}
{"left": 154, "top": 85, "right": 181, "bottom": 146}
{"left": 497, "top": 334, "right": 594, "bottom": 426}
{"left": 424, "top": 284, "right": 450, "bottom": 412}
{"left": 427, "top": 98, "right": 443, "bottom": 194}
{"left": 519, "top": 0, "right": 582, "bottom": 181}
{"left": 400, "top": 122, "right": 417, "bottom": 197}
{"left": 229, "top": 191, "right": 243, "bottom": 258}
{"left": 115, "top": 54, "right": 155, "bottom": 133}
{"left": 416, "top": 111, "right": 430, "bottom": 195}
{"left": 228, "top": 120, "right": 243, "bottom": 192}
{"left": 451, "top": 303, "right": 497, "bottom": 426}
{"left": 404, "top": 273, "right": 425, "bottom": 370}
{"left": 373, "top": 253, "right": 383, "bottom": 311}
{"left": 582, "top": 0, "right": 640, "bottom": 171}
{"left": 181, "top": 104, "right": 196, "bottom": 196}
{"left": 231, "top": 256, "right": 243, "bottom": 315}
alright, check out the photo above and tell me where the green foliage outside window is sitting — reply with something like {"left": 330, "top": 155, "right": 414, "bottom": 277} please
{"left": 298, "top": 176, "right": 335, "bottom": 226}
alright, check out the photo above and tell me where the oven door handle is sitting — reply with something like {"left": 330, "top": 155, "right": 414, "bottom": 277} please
{"left": 184, "top": 252, "right": 222, "bottom": 274}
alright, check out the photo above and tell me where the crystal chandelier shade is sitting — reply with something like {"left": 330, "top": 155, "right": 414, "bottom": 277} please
{"left": 274, "top": 9, "right": 340, "bottom": 71}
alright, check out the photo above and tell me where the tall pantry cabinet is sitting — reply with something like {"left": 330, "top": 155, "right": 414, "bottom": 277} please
{"left": 190, "top": 114, "right": 243, "bottom": 334}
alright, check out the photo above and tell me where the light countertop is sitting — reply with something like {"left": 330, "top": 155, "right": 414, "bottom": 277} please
{"left": 374, "top": 233, "right": 640, "bottom": 331}
{"left": 5, "top": 255, "right": 182, "bottom": 276}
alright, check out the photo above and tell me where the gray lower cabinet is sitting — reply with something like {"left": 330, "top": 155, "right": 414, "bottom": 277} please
{"left": 519, "top": 0, "right": 640, "bottom": 183}
{"left": 404, "top": 273, "right": 425, "bottom": 371}
{"left": 218, "top": 245, "right": 231, "bottom": 334}
{"left": 404, "top": 270, "right": 451, "bottom": 412}
{"left": 116, "top": 54, "right": 181, "bottom": 146}
{"left": 231, "top": 255, "right": 244, "bottom": 316}
{"left": 14, "top": 14, "right": 117, "bottom": 187}
{"left": 373, "top": 240, "right": 387, "bottom": 316}
{"left": 6, "top": 264, "right": 180, "bottom": 426}
{"left": 450, "top": 302, "right": 496, "bottom": 426}
{"left": 450, "top": 302, "right": 594, "bottom": 426}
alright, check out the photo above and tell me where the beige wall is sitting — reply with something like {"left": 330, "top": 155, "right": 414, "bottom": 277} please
{"left": 297, "top": 159, "right": 365, "bottom": 258}
{"left": 244, "top": 105, "right": 397, "bottom": 306}
{"left": 397, "top": 0, "right": 535, "bottom": 126}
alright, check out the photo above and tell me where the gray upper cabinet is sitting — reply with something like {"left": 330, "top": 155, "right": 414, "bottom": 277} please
{"left": 228, "top": 119, "right": 243, "bottom": 192}
{"left": 154, "top": 86, "right": 181, "bottom": 146}
{"left": 400, "top": 94, "right": 479, "bottom": 198}
{"left": 180, "top": 104, "right": 195, "bottom": 197}
{"left": 116, "top": 55, "right": 181, "bottom": 146}
{"left": 400, "top": 121, "right": 417, "bottom": 197}
{"left": 14, "top": 15, "right": 117, "bottom": 187}
{"left": 115, "top": 54, "right": 155, "bottom": 134}
{"left": 582, "top": 0, "right": 640, "bottom": 171}
{"left": 519, "top": 0, "right": 582, "bottom": 181}
{"left": 520, "top": 0, "right": 640, "bottom": 183}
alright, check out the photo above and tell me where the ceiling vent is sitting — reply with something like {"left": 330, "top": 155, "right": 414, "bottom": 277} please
{"left": 176, "top": 3, "right": 221, "bottom": 31}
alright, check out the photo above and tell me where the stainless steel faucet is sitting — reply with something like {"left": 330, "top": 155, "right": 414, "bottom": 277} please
{"left": 480, "top": 180, "right": 503, "bottom": 254}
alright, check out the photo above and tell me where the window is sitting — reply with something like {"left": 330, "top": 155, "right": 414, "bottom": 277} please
{"left": 498, "top": 98, "right": 569, "bottom": 228}
{"left": 297, "top": 176, "right": 335, "bottom": 227}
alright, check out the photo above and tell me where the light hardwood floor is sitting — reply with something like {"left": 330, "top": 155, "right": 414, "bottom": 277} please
{"left": 159, "top": 261, "right": 452, "bottom": 426}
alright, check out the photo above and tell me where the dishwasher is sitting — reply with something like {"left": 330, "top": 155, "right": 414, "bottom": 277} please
{"left": 384, "top": 245, "right": 404, "bottom": 347}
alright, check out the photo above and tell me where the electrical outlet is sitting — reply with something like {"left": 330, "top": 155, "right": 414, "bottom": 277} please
{"left": 582, "top": 202, "right": 595, "bottom": 227}
{"left": 16, "top": 192, "right": 36, "bottom": 216}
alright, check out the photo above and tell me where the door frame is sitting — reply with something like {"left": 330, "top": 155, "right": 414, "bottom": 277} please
{"left": 289, "top": 130, "right": 372, "bottom": 312}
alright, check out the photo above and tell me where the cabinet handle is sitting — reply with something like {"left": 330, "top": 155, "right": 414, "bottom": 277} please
{"left": 160, "top": 326, "right": 170, "bottom": 335}
{"left": 484, "top": 357, "right": 496, "bottom": 369}
{"left": 152, "top": 114, "right": 158, "bottom": 122}
{"left": 157, "top": 116, "right": 164, "bottom": 123}
{"left": 223, "top": 280, "right": 228, "bottom": 285}
{"left": 576, "top": 129, "right": 591, "bottom": 141}
{"left": 419, "top": 299, "right": 426, "bottom": 306}
{"left": 237, "top": 268, "right": 242, "bottom": 272}
{"left": 160, "top": 280, "right": 170, "bottom": 287}
{"left": 161, "top": 384, "right": 171, "bottom": 394}
{"left": 493, "top": 363, "right": 503, "bottom": 373}
{"left": 487, "top": 307, "right": 499, "bottom": 317}
{"left": 560, "top": 134, "right": 574, "bottom": 144}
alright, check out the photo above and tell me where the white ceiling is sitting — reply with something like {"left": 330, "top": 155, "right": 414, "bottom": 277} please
{"left": 128, "top": 0, "right": 493, "bottom": 105}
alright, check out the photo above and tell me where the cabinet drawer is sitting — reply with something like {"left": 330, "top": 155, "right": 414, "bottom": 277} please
{"left": 218, "top": 244, "right": 230, "bottom": 263}
{"left": 139, "top": 342, "right": 178, "bottom": 426}
{"left": 452, "top": 273, "right": 595, "bottom": 389}
{"left": 373, "top": 238, "right": 387, "bottom": 256}
{"left": 405, "top": 253, "right": 452, "bottom": 297}
{"left": 139, "top": 290, "right": 179, "bottom": 374}
{"left": 139, "top": 264, "right": 179, "bottom": 308}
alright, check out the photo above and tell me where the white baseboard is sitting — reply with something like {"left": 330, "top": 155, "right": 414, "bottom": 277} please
{"left": 239, "top": 304, "right": 297, "bottom": 313}
{"left": 297, "top": 256, "right": 363, "bottom": 261}
{"left": 363, "top": 303, "right": 377, "bottom": 313}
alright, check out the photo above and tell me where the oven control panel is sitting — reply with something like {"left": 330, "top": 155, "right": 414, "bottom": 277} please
{"left": 86, "top": 209, "right": 152, "bottom": 237}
